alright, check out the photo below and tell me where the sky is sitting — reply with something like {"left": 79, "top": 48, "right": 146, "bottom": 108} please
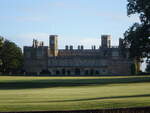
{"left": 0, "top": 0, "right": 146, "bottom": 70}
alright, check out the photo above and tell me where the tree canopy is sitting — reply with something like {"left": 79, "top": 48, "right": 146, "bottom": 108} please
{"left": 146, "top": 62, "right": 150, "bottom": 73}
{"left": 0, "top": 37, "right": 4, "bottom": 68}
{"left": 0, "top": 36, "right": 4, "bottom": 48}
{"left": 127, "top": 0, "right": 150, "bottom": 24}
{"left": 124, "top": 0, "right": 150, "bottom": 62}
{"left": 0, "top": 38, "right": 23, "bottom": 73}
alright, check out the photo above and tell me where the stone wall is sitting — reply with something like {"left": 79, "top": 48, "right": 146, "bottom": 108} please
{"left": 23, "top": 37, "right": 133, "bottom": 75}
{"left": 23, "top": 46, "right": 48, "bottom": 74}
{"left": 48, "top": 57, "right": 132, "bottom": 75}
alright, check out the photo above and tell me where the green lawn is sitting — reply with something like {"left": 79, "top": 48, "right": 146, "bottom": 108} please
{"left": 0, "top": 76, "right": 150, "bottom": 112}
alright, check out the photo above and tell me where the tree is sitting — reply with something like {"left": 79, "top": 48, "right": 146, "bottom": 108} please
{"left": 1, "top": 40, "right": 23, "bottom": 73}
{"left": 124, "top": 23, "right": 150, "bottom": 61}
{"left": 124, "top": 0, "right": 150, "bottom": 60}
{"left": 0, "top": 36, "right": 4, "bottom": 48}
{"left": 0, "top": 36, "right": 4, "bottom": 70}
{"left": 146, "top": 62, "right": 150, "bottom": 73}
{"left": 123, "top": 0, "right": 150, "bottom": 73}
{"left": 127, "top": 0, "right": 150, "bottom": 24}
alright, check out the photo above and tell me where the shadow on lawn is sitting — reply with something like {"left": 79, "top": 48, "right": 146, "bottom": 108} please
{"left": 3, "top": 94, "right": 150, "bottom": 103}
{"left": 0, "top": 76, "right": 150, "bottom": 90}
{"left": 33, "top": 94, "right": 150, "bottom": 103}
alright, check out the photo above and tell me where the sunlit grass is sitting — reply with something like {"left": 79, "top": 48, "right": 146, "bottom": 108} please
{"left": 0, "top": 75, "right": 150, "bottom": 112}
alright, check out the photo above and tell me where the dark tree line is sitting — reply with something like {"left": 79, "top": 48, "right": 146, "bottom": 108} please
{"left": 123, "top": 0, "right": 150, "bottom": 73}
{"left": 0, "top": 36, "right": 23, "bottom": 74}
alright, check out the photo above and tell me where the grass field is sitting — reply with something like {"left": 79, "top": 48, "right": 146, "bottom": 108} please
{"left": 0, "top": 76, "right": 150, "bottom": 112}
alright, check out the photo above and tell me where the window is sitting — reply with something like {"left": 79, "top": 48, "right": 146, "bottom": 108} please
{"left": 37, "top": 50, "right": 43, "bottom": 58}
{"left": 26, "top": 52, "right": 31, "bottom": 58}
{"left": 112, "top": 51, "right": 119, "bottom": 57}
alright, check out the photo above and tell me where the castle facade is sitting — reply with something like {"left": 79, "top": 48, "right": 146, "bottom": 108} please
{"left": 23, "top": 35, "right": 133, "bottom": 75}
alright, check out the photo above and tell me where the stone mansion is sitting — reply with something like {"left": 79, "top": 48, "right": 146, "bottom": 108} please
{"left": 23, "top": 35, "right": 133, "bottom": 75}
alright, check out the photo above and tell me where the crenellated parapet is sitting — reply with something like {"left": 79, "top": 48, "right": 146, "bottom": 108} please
{"left": 23, "top": 34, "right": 133, "bottom": 75}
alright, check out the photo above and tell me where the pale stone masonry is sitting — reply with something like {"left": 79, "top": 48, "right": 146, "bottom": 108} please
{"left": 23, "top": 35, "right": 133, "bottom": 75}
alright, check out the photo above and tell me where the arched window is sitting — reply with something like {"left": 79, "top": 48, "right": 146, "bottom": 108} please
{"left": 56, "top": 70, "right": 60, "bottom": 75}
{"left": 40, "top": 70, "right": 51, "bottom": 75}
{"left": 90, "top": 69, "right": 94, "bottom": 75}
{"left": 67, "top": 70, "right": 71, "bottom": 75}
{"left": 75, "top": 68, "right": 80, "bottom": 75}
{"left": 85, "top": 70, "right": 89, "bottom": 75}
{"left": 62, "top": 69, "right": 66, "bottom": 75}
{"left": 95, "top": 70, "right": 99, "bottom": 75}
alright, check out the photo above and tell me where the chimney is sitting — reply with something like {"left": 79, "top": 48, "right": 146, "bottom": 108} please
{"left": 39, "top": 41, "right": 44, "bottom": 46}
{"left": 35, "top": 40, "right": 38, "bottom": 48}
{"left": 32, "top": 39, "right": 35, "bottom": 48}
{"left": 91, "top": 46, "right": 93, "bottom": 50}
{"left": 81, "top": 45, "right": 84, "bottom": 50}
{"left": 78, "top": 45, "right": 81, "bottom": 50}
{"left": 70, "top": 45, "right": 73, "bottom": 50}
{"left": 93, "top": 45, "right": 96, "bottom": 50}
{"left": 65, "top": 45, "right": 69, "bottom": 50}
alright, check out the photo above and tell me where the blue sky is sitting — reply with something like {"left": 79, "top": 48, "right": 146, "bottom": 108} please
{"left": 0, "top": 0, "right": 145, "bottom": 70}
{"left": 0, "top": 0, "right": 139, "bottom": 48}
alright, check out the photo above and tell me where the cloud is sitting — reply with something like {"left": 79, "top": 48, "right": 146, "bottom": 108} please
{"left": 18, "top": 33, "right": 49, "bottom": 39}
{"left": 56, "top": 36, "right": 101, "bottom": 49}
{"left": 97, "top": 12, "right": 140, "bottom": 23}
{"left": 11, "top": 33, "right": 50, "bottom": 49}
{"left": 50, "top": 1, "right": 80, "bottom": 9}
{"left": 52, "top": 1, "right": 66, "bottom": 8}
{"left": 12, "top": 33, "right": 120, "bottom": 50}
{"left": 16, "top": 16, "right": 48, "bottom": 22}
{"left": 79, "top": 38, "right": 100, "bottom": 49}
{"left": 0, "top": 15, "right": 48, "bottom": 22}
{"left": 59, "top": 36, "right": 119, "bottom": 49}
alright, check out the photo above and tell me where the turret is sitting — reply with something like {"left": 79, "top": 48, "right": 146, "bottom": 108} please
{"left": 32, "top": 39, "right": 39, "bottom": 48}
{"left": 49, "top": 35, "right": 58, "bottom": 56}
{"left": 119, "top": 38, "right": 124, "bottom": 48}
{"left": 101, "top": 35, "right": 111, "bottom": 48}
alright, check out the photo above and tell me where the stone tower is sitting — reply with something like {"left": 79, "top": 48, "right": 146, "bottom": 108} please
{"left": 49, "top": 35, "right": 58, "bottom": 56}
{"left": 119, "top": 38, "right": 124, "bottom": 48}
{"left": 101, "top": 35, "right": 111, "bottom": 48}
